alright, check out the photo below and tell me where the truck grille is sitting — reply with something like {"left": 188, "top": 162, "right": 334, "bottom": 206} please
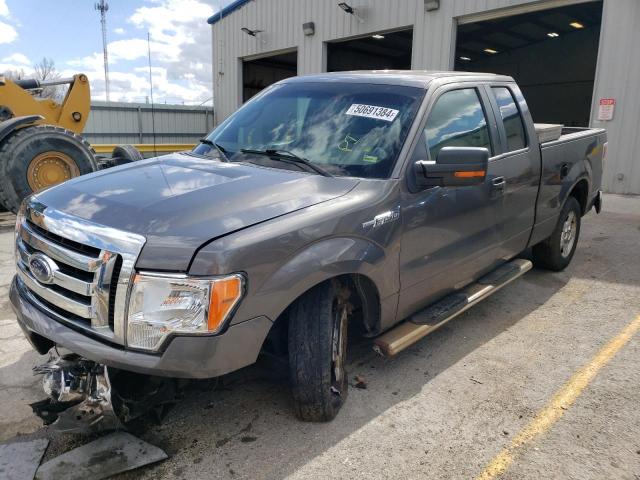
{"left": 15, "top": 199, "right": 146, "bottom": 345}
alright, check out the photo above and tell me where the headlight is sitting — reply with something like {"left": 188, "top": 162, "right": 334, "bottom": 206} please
{"left": 126, "top": 272, "right": 244, "bottom": 351}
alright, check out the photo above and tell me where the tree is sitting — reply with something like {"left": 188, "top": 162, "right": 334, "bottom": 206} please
{"left": 32, "top": 57, "right": 63, "bottom": 101}
{"left": 3, "top": 69, "right": 26, "bottom": 81}
{"left": 2, "top": 58, "right": 64, "bottom": 102}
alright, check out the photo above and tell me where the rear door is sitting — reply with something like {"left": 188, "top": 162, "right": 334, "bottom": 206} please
{"left": 484, "top": 84, "right": 541, "bottom": 258}
{"left": 397, "top": 84, "right": 504, "bottom": 320}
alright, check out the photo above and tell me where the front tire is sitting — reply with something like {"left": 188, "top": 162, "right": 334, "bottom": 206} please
{"left": 288, "top": 282, "right": 349, "bottom": 422}
{"left": 0, "top": 125, "right": 97, "bottom": 213}
{"left": 532, "top": 196, "right": 582, "bottom": 271}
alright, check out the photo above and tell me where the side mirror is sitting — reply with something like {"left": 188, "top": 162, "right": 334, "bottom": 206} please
{"left": 414, "top": 147, "right": 489, "bottom": 188}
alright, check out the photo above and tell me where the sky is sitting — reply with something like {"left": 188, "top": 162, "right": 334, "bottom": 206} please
{"left": 0, "top": 0, "right": 236, "bottom": 105}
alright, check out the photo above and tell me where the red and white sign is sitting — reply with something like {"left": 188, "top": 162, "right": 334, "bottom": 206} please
{"left": 598, "top": 98, "right": 616, "bottom": 121}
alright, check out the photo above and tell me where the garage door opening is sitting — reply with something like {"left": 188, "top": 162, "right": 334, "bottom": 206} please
{"left": 242, "top": 50, "right": 297, "bottom": 102}
{"left": 455, "top": 1, "right": 603, "bottom": 126}
{"left": 327, "top": 28, "right": 413, "bottom": 72}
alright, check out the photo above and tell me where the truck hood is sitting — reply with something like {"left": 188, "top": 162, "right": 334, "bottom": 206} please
{"left": 37, "top": 153, "right": 359, "bottom": 271}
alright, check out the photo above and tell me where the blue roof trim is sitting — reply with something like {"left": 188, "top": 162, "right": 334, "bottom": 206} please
{"left": 207, "top": 0, "right": 253, "bottom": 25}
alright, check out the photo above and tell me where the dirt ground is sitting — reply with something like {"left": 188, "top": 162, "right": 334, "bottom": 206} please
{"left": 1, "top": 194, "right": 639, "bottom": 479}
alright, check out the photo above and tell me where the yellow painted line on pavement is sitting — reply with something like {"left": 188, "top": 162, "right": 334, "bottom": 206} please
{"left": 477, "top": 314, "right": 640, "bottom": 480}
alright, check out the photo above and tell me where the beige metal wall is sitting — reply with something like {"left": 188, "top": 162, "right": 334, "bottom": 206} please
{"left": 211, "top": 0, "right": 640, "bottom": 194}
{"left": 84, "top": 101, "right": 214, "bottom": 146}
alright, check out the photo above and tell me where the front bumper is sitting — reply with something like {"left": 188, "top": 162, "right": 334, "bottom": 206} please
{"left": 10, "top": 277, "right": 273, "bottom": 379}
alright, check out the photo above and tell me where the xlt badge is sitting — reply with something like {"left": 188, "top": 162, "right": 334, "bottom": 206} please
{"left": 362, "top": 208, "right": 400, "bottom": 230}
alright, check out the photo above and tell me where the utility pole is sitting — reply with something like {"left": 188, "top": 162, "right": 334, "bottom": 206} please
{"left": 95, "top": 0, "right": 110, "bottom": 101}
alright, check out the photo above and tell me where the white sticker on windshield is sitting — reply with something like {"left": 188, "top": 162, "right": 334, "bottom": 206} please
{"left": 345, "top": 104, "right": 399, "bottom": 122}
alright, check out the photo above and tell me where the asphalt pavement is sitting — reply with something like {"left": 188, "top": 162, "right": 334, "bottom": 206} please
{"left": 0, "top": 194, "right": 638, "bottom": 479}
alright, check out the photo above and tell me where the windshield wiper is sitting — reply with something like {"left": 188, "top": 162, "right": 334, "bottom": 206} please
{"left": 240, "top": 148, "right": 333, "bottom": 177}
{"left": 199, "top": 138, "right": 229, "bottom": 162}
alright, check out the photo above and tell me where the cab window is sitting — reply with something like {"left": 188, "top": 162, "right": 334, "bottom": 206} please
{"left": 492, "top": 87, "right": 527, "bottom": 151}
{"left": 423, "top": 88, "right": 492, "bottom": 160}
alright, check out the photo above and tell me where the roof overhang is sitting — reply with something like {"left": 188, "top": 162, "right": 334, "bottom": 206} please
{"left": 207, "top": 0, "right": 253, "bottom": 25}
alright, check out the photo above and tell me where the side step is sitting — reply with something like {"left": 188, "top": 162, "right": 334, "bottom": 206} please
{"left": 373, "top": 259, "right": 532, "bottom": 357}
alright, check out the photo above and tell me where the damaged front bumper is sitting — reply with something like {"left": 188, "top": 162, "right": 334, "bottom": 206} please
{"left": 31, "top": 352, "right": 122, "bottom": 433}
{"left": 31, "top": 350, "right": 185, "bottom": 434}
{"left": 10, "top": 276, "right": 273, "bottom": 379}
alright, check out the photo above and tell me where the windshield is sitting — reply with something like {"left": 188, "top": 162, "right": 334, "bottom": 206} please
{"left": 194, "top": 81, "right": 425, "bottom": 179}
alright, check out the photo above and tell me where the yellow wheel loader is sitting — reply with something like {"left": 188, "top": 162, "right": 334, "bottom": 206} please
{"left": 0, "top": 73, "right": 197, "bottom": 213}
{"left": 0, "top": 74, "right": 99, "bottom": 213}
{"left": 0, "top": 74, "right": 150, "bottom": 213}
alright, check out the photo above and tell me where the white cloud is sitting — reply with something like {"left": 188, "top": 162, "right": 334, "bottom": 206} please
{"left": 114, "top": 27, "right": 125, "bottom": 35}
{"left": 0, "top": 21, "right": 16, "bottom": 43}
{"left": 2, "top": 52, "right": 29, "bottom": 65}
{"left": 66, "top": 0, "right": 216, "bottom": 104}
{"left": 0, "top": 53, "right": 31, "bottom": 76}
{"left": 0, "top": 0, "right": 17, "bottom": 44}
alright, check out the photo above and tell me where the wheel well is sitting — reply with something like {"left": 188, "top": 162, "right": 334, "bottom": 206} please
{"left": 260, "top": 274, "right": 382, "bottom": 358}
{"left": 569, "top": 179, "right": 589, "bottom": 215}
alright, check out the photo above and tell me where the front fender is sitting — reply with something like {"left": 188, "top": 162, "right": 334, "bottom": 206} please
{"left": 235, "top": 235, "right": 399, "bottom": 324}
{"left": 0, "top": 115, "right": 42, "bottom": 144}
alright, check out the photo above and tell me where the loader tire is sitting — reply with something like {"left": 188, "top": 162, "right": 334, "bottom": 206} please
{"left": 532, "top": 196, "right": 582, "bottom": 271}
{"left": 0, "top": 125, "right": 97, "bottom": 213}
{"left": 288, "top": 281, "right": 349, "bottom": 422}
{"left": 112, "top": 144, "right": 143, "bottom": 164}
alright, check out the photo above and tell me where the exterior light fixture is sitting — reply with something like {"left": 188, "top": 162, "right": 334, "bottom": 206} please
{"left": 459, "top": 56, "right": 471, "bottom": 61}
{"left": 372, "top": 34, "right": 385, "bottom": 39}
{"left": 425, "top": 0, "right": 440, "bottom": 11}
{"left": 547, "top": 32, "right": 559, "bottom": 38}
{"left": 569, "top": 21, "right": 584, "bottom": 29}
{"left": 484, "top": 48, "right": 498, "bottom": 54}
{"left": 338, "top": 2, "right": 364, "bottom": 23}
{"left": 302, "top": 22, "right": 315, "bottom": 36}
{"left": 241, "top": 27, "right": 266, "bottom": 44}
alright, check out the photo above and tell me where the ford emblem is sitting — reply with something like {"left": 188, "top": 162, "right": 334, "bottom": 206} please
{"left": 28, "top": 253, "right": 59, "bottom": 284}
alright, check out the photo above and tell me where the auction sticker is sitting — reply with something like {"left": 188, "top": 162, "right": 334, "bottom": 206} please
{"left": 346, "top": 104, "right": 399, "bottom": 122}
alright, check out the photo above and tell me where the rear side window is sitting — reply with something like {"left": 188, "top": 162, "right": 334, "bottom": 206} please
{"left": 492, "top": 87, "right": 527, "bottom": 151}
{"left": 424, "top": 88, "right": 492, "bottom": 160}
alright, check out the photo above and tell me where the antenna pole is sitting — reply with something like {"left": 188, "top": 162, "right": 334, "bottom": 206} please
{"left": 147, "top": 32, "right": 157, "bottom": 156}
{"left": 95, "top": 0, "right": 110, "bottom": 101}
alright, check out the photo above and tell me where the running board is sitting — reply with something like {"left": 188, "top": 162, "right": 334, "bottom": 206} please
{"left": 373, "top": 259, "right": 532, "bottom": 357}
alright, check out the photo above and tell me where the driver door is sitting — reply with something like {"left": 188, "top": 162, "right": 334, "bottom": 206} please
{"left": 397, "top": 85, "right": 504, "bottom": 320}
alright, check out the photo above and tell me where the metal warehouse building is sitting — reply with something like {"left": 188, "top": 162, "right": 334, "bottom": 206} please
{"left": 208, "top": 0, "right": 640, "bottom": 194}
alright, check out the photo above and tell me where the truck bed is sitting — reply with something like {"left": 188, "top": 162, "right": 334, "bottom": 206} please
{"left": 540, "top": 126, "right": 606, "bottom": 147}
{"left": 529, "top": 125, "right": 606, "bottom": 247}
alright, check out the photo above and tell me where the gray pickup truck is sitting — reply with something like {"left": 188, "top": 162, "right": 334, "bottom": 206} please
{"left": 11, "top": 71, "right": 605, "bottom": 424}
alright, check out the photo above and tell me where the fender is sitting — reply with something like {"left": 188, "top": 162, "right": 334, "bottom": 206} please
{"left": 0, "top": 115, "right": 43, "bottom": 144}
{"left": 557, "top": 132, "right": 603, "bottom": 213}
{"left": 560, "top": 174, "right": 590, "bottom": 211}
{"left": 233, "top": 235, "right": 399, "bottom": 327}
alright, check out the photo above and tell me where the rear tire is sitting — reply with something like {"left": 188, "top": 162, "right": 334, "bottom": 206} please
{"left": 532, "top": 196, "right": 582, "bottom": 271}
{"left": 112, "top": 144, "right": 143, "bottom": 163}
{"left": 0, "top": 125, "right": 97, "bottom": 213}
{"left": 288, "top": 281, "right": 349, "bottom": 422}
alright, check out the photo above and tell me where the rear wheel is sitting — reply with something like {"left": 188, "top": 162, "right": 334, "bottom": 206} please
{"left": 112, "top": 144, "right": 143, "bottom": 164}
{"left": 0, "top": 125, "right": 97, "bottom": 213}
{"left": 532, "top": 196, "right": 582, "bottom": 271}
{"left": 288, "top": 282, "right": 349, "bottom": 422}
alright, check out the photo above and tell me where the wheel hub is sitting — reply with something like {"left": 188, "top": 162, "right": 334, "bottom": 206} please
{"left": 332, "top": 304, "right": 348, "bottom": 387}
{"left": 560, "top": 210, "right": 577, "bottom": 258}
{"left": 27, "top": 151, "right": 80, "bottom": 192}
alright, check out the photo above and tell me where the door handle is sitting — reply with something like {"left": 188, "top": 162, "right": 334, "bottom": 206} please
{"left": 490, "top": 176, "right": 506, "bottom": 199}
{"left": 560, "top": 163, "right": 569, "bottom": 178}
